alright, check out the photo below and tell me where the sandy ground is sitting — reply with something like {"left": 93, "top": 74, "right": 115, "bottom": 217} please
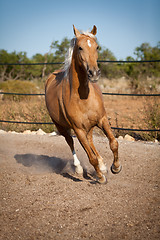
{"left": 0, "top": 132, "right": 160, "bottom": 240}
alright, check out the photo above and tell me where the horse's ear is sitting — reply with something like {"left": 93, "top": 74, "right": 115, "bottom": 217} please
{"left": 91, "top": 25, "right": 97, "bottom": 35}
{"left": 73, "top": 25, "right": 81, "bottom": 37}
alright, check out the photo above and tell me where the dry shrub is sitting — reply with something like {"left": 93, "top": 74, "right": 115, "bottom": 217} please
{"left": 0, "top": 80, "right": 39, "bottom": 101}
{"left": 142, "top": 98, "right": 160, "bottom": 140}
{"left": 0, "top": 80, "right": 57, "bottom": 133}
{"left": 0, "top": 98, "right": 56, "bottom": 133}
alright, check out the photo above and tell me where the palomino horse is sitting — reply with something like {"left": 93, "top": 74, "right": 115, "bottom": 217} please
{"left": 45, "top": 25, "right": 122, "bottom": 183}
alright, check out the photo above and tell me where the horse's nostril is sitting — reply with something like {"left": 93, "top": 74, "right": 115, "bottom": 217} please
{"left": 97, "top": 69, "right": 101, "bottom": 76}
{"left": 87, "top": 68, "right": 100, "bottom": 79}
{"left": 88, "top": 70, "right": 93, "bottom": 77}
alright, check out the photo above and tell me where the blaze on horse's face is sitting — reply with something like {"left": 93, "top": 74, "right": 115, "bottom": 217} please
{"left": 73, "top": 25, "right": 101, "bottom": 83}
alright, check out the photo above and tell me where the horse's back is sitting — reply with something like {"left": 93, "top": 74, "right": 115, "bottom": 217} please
{"left": 45, "top": 70, "right": 62, "bottom": 91}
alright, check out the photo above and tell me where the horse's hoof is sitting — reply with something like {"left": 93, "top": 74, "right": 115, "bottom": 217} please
{"left": 98, "top": 174, "right": 107, "bottom": 184}
{"left": 111, "top": 164, "right": 122, "bottom": 174}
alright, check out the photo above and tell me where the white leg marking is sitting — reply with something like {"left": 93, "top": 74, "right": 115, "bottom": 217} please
{"left": 73, "top": 150, "right": 83, "bottom": 174}
{"left": 98, "top": 157, "right": 107, "bottom": 173}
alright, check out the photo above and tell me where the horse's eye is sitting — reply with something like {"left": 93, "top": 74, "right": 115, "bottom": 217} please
{"left": 97, "top": 46, "right": 99, "bottom": 50}
{"left": 79, "top": 46, "right": 83, "bottom": 51}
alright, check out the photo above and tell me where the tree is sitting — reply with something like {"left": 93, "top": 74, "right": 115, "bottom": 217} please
{"left": 124, "top": 42, "right": 160, "bottom": 92}
{"left": 0, "top": 50, "right": 10, "bottom": 81}
{"left": 0, "top": 41, "right": 159, "bottom": 83}
{"left": 98, "top": 46, "right": 116, "bottom": 61}
{"left": 0, "top": 50, "right": 30, "bottom": 81}
{"left": 50, "top": 38, "right": 70, "bottom": 61}
{"left": 134, "top": 43, "right": 152, "bottom": 60}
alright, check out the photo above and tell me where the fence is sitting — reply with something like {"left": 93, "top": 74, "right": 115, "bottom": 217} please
{"left": 0, "top": 60, "right": 160, "bottom": 132}
{"left": 0, "top": 60, "right": 160, "bottom": 65}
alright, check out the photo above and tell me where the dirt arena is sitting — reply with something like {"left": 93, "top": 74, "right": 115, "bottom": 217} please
{"left": 0, "top": 131, "right": 160, "bottom": 240}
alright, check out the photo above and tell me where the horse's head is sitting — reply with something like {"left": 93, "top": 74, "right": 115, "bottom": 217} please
{"left": 73, "top": 25, "right": 101, "bottom": 83}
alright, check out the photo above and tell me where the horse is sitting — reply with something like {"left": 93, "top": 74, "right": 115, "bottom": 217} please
{"left": 45, "top": 25, "right": 122, "bottom": 183}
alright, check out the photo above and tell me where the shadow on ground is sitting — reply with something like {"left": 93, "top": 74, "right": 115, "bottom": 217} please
{"left": 14, "top": 154, "right": 96, "bottom": 183}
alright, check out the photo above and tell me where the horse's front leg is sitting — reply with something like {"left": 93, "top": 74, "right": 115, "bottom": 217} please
{"left": 99, "top": 116, "right": 122, "bottom": 174}
{"left": 55, "top": 123, "right": 83, "bottom": 175}
{"left": 87, "top": 128, "right": 107, "bottom": 174}
{"left": 74, "top": 127, "right": 106, "bottom": 183}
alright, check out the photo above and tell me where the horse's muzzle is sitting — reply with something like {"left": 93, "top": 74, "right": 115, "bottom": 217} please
{"left": 87, "top": 69, "right": 101, "bottom": 83}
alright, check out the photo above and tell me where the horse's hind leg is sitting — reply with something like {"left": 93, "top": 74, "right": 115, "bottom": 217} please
{"left": 55, "top": 124, "right": 83, "bottom": 175}
{"left": 99, "top": 116, "right": 122, "bottom": 174}
{"left": 87, "top": 128, "right": 107, "bottom": 174}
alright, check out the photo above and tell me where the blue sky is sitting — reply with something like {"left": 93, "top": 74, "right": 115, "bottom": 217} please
{"left": 0, "top": 0, "right": 160, "bottom": 60}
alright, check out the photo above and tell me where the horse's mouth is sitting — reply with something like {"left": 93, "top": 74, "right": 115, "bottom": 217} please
{"left": 88, "top": 76, "right": 99, "bottom": 83}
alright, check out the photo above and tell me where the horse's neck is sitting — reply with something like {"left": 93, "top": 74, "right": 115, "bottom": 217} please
{"left": 69, "top": 58, "right": 89, "bottom": 99}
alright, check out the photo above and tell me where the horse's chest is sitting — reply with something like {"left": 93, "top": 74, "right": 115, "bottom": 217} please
{"left": 68, "top": 98, "right": 103, "bottom": 128}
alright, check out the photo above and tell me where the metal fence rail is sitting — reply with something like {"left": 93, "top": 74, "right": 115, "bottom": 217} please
{"left": 0, "top": 92, "right": 160, "bottom": 132}
{"left": 0, "top": 59, "right": 160, "bottom": 65}
{"left": 0, "top": 120, "right": 159, "bottom": 132}
{"left": 0, "top": 92, "right": 160, "bottom": 97}
{"left": 0, "top": 92, "right": 160, "bottom": 131}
